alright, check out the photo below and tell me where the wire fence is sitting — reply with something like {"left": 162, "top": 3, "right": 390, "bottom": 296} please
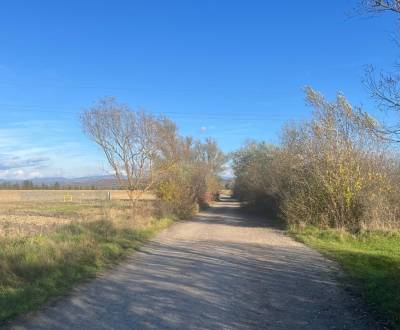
{"left": 0, "top": 190, "right": 156, "bottom": 202}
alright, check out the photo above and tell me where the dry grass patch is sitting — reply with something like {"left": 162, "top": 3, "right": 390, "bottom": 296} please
{"left": 0, "top": 200, "right": 157, "bottom": 238}
{"left": 0, "top": 200, "right": 175, "bottom": 323}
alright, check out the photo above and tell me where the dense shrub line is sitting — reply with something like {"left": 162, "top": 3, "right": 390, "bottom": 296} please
{"left": 156, "top": 138, "right": 224, "bottom": 218}
{"left": 232, "top": 87, "right": 400, "bottom": 231}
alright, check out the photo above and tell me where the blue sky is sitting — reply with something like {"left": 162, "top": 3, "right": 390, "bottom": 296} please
{"left": 0, "top": 0, "right": 398, "bottom": 179}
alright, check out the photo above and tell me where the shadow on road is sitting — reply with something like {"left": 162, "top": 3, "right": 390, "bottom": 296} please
{"left": 9, "top": 199, "right": 377, "bottom": 330}
{"left": 194, "top": 197, "right": 284, "bottom": 230}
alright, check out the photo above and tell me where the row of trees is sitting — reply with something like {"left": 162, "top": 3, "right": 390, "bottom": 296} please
{"left": 82, "top": 97, "right": 225, "bottom": 218}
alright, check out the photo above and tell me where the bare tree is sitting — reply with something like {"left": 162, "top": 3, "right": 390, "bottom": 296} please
{"left": 355, "top": 0, "right": 400, "bottom": 140}
{"left": 358, "top": 0, "right": 400, "bottom": 14}
{"left": 81, "top": 97, "right": 175, "bottom": 208}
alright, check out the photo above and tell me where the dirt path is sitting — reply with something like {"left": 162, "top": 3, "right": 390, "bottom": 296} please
{"left": 8, "top": 199, "right": 378, "bottom": 330}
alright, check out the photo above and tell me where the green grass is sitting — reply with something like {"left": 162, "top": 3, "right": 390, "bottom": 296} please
{"left": 0, "top": 216, "right": 174, "bottom": 324}
{"left": 290, "top": 226, "right": 400, "bottom": 329}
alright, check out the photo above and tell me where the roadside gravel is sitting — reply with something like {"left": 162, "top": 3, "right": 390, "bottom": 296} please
{"left": 7, "top": 199, "right": 379, "bottom": 329}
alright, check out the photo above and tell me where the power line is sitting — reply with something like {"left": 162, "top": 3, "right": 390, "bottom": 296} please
{"left": 0, "top": 103, "right": 305, "bottom": 121}
{"left": 0, "top": 80, "right": 291, "bottom": 95}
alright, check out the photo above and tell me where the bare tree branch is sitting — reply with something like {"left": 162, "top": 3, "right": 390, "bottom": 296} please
{"left": 81, "top": 97, "right": 177, "bottom": 209}
{"left": 357, "top": 0, "right": 400, "bottom": 14}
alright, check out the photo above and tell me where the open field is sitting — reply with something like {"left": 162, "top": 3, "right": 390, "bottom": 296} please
{"left": 0, "top": 190, "right": 156, "bottom": 203}
{"left": 0, "top": 199, "right": 174, "bottom": 323}
{"left": 290, "top": 226, "right": 400, "bottom": 329}
{"left": 0, "top": 200, "right": 157, "bottom": 238}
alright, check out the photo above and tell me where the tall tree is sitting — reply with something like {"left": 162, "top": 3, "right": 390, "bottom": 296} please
{"left": 357, "top": 0, "right": 400, "bottom": 139}
{"left": 81, "top": 97, "right": 176, "bottom": 206}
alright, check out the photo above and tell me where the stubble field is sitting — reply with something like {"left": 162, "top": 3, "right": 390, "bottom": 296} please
{"left": 0, "top": 197, "right": 174, "bottom": 323}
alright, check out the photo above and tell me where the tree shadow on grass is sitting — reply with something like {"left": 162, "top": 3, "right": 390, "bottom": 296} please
{"left": 317, "top": 247, "right": 400, "bottom": 329}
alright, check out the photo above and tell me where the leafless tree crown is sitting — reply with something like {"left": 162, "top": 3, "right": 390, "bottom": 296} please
{"left": 358, "top": 0, "right": 400, "bottom": 13}
{"left": 81, "top": 97, "right": 174, "bottom": 201}
{"left": 355, "top": 0, "right": 400, "bottom": 140}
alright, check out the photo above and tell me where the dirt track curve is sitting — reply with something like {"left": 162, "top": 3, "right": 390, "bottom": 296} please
{"left": 7, "top": 198, "right": 379, "bottom": 330}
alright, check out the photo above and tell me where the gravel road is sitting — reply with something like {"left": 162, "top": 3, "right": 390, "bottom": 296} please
{"left": 7, "top": 198, "right": 379, "bottom": 330}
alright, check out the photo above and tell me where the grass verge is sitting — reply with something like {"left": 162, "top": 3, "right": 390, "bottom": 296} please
{"left": 289, "top": 226, "right": 400, "bottom": 329}
{"left": 0, "top": 216, "right": 174, "bottom": 324}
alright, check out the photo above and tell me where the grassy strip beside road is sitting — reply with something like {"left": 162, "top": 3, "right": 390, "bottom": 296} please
{"left": 0, "top": 215, "right": 174, "bottom": 323}
{"left": 290, "top": 227, "right": 400, "bottom": 329}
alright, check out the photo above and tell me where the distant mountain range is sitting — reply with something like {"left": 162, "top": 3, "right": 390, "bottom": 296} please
{"left": 0, "top": 174, "right": 234, "bottom": 189}
{"left": 0, "top": 175, "right": 119, "bottom": 188}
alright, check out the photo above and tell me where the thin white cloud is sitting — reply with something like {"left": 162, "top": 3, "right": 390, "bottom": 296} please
{"left": 0, "top": 169, "right": 43, "bottom": 180}
{"left": 0, "top": 119, "right": 106, "bottom": 179}
{"left": 0, "top": 154, "right": 49, "bottom": 171}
